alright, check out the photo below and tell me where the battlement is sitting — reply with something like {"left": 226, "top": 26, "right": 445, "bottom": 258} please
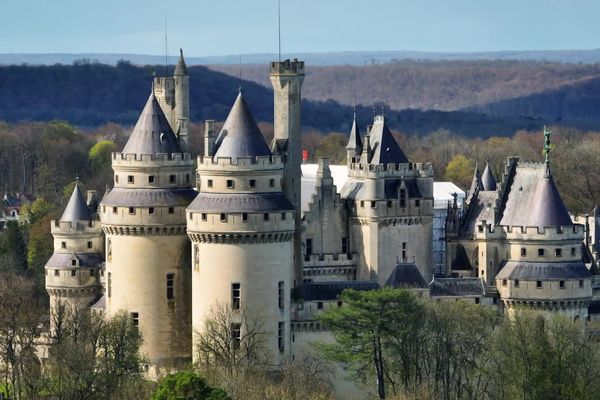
{"left": 348, "top": 161, "right": 434, "bottom": 178}
{"left": 504, "top": 224, "right": 584, "bottom": 240}
{"left": 112, "top": 152, "right": 194, "bottom": 170}
{"left": 303, "top": 253, "right": 356, "bottom": 267}
{"left": 51, "top": 219, "right": 100, "bottom": 233}
{"left": 197, "top": 155, "right": 285, "bottom": 170}
{"left": 269, "top": 59, "right": 305, "bottom": 75}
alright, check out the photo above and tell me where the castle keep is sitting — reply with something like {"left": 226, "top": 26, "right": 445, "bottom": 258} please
{"left": 45, "top": 52, "right": 600, "bottom": 380}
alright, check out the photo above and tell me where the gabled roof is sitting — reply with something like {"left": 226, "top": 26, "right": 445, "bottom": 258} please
{"left": 122, "top": 92, "right": 181, "bottom": 155}
{"left": 367, "top": 115, "right": 408, "bottom": 165}
{"left": 213, "top": 92, "right": 271, "bottom": 160}
{"left": 174, "top": 48, "right": 188, "bottom": 76}
{"left": 61, "top": 184, "right": 92, "bottom": 222}
{"left": 481, "top": 163, "right": 497, "bottom": 191}
{"left": 385, "top": 262, "right": 427, "bottom": 288}
{"left": 499, "top": 164, "right": 572, "bottom": 228}
{"left": 346, "top": 113, "right": 362, "bottom": 156}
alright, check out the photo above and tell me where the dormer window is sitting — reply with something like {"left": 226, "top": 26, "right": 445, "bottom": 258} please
{"left": 71, "top": 259, "right": 77, "bottom": 266}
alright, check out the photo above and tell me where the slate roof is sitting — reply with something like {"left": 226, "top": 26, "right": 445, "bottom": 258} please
{"left": 45, "top": 252, "right": 104, "bottom": 269}
{"left": 346, "top": 114, "right": 362, "bottom": 156}
{"left": 481, "top": 163, "right": 497, "bottom": 191}
{"left": 429, "top": 278, "right": 484, "bottom": 297}
{"left": 495, "top": 261, "right": 592, "bottom": 280}
{"left": 499, "top": 164, "right": 572, "bottom": 228}
{"left": 451, "top": 245, "right": 472, "bottom": 271}
{"left": 461, "top": 191, "right": 498, "bottom": 235}
{"left": 174, "top": 48, "right": 188, "bottom": 76}
{"left": 385, "top": 262, "right": 427, "bottom": 288}
{"left": 122, "top": 92, "right": 182, "bottom": 155}
{"left": 61, "top": 184, "right": 92, "bottom": 222}
{"left": 466, "top": 165, "right": 483, "bottom": 207}
{"left": 367, "top": 115, "right": 408, "bottom": 165}
{"left": 187, "top": 192, "right": 293, "bottom": 213}
{"left": 100, "top": 188, "right": 197, "bottom": 207}
{"left": 90, "top": 295, "right": 106, "bottom": 311}
{"left": 213, "top": 92, "right": 271, "bottom": 161}
{"left": 302, "top": 281, "right": 379, "bottom": 301}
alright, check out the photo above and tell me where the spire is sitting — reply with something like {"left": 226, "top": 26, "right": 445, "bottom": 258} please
{"left": 174, "top": 48, "right": 188, "bottom": 76}
{"left": 543, "top": 125, "right": 552, "bottom": 177}
{"left": 466, "top": 164, "right": 483, "bottom": 206}
{"left": 346, "top": 110, "right": 362, "bottom": 156}
{"left": 528, "top": 174, "right": 572, "bottom": 228}
{"left": 213, "top": 92, "right": 271, "bottom": 160}
{"left": 366, "top": 114, "right": 408, "bottom": 164}
{"left": 61, "top": 183, "right": 92, "bottom": 222}
{"left": 122, "top": 91, "right": 181, "bottom": 155}
{"left": 481, "top": 162, "right": 497, "bottom": 191}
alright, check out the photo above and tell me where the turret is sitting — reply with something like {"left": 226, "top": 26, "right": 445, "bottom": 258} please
{"left": 99, "top": 89, "right": 195, "bottom": 372}
{"left": 45, "top": 183, "right": 103, "bottom": 334}
{"left": 346, "top": 110, "right": 362, "bottom": 166}
{"left": 481, "top": 162, "right": 497, "bottom": 191}
{"left": 188, "top": 92, "right": 294, "bottom": 366}
{"left": 269, "top": 59, "right": 305, "bottom": 287}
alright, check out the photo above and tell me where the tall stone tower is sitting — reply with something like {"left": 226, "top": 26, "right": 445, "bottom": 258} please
{"left": 99, "top": 91, "right": 196, "bottom": 370}
{"left": 341, "top": 114, "right": 435, "bottom": 284}
{"left": 269, "top": 59, "right": 304, "bottom": 286}
{"left": 187, "top": 92, "right": 295, "bottom": 366}
{"left": 45, "top": 184, "right": 103, "bottom": 331}
{"left": 153, "top": 49, "right": 190, "bottom": 152}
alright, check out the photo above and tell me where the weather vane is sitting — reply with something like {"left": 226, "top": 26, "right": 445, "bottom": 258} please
{"left": 543, "top": 125, "right": 552, "bottom": 175}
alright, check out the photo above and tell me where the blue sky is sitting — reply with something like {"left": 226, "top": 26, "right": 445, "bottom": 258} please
{"left": 2, "top": 0, "right": 598, "bottom": 56}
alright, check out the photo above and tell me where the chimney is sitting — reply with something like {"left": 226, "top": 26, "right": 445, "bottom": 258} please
{"left": 86, "top": 190, "right": 98, "bottom": 213}
{"left": 204, "top": 120, "right": 217, "bottom": 157}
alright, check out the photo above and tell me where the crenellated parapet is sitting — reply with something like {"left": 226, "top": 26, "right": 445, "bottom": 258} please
{"left": 504, "top": 224, "right": 584, "bottom": 241}
{"left": 347, "top": 161, "right": 434, "bottom": 179}
{"left": 102, "top": 224, "right": 187, "bottom": 236}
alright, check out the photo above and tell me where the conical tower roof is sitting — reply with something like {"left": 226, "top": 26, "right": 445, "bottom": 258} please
{"left": 368, "top": 115, "right": 408, "bottom": 164}
{"left": 466, "top": 164, "right": 483, "bottom": 206}
{"left": 61, "top": 183, "right": 92, "bottom": 222}
{"left": 174, "top": 48, "right": 188, "bottom": 76}
{"left": 346, "top": 112, "right": 362, "bottom": 156}
{"left": 481, "top": 162, "right": 497, "bottom": 191}
{"left": 528, "top": 175, "right": 572, "bottom": 228}
{"left": 122, "top": 91, "right": 181, "bottom": 155}
{"left": 213, "top": 92, "right": 271, "bottom": 160}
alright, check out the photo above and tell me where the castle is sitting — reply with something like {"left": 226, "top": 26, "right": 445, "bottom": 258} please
{"left": 44, "top": 51, "right": 600, "bottom": 384}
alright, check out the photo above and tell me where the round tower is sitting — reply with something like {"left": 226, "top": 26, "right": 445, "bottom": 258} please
{"left": 187, "top": 92, "right": 294, "bottom": 366}
{"left": 99, "top": 91, "right": 195, "bottom": 371}
{"left": 45, "top": 183, "right": 103, "bottom": 332}
{"left": 174, "top": 48, "right": 190, "bottom": 152}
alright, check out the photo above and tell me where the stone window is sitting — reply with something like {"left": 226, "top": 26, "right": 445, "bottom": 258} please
{"left": 89, "top": 269, "right": 94, "bottom": 275}
{"left": 227, "top": 179, "right": 234, "bottom": 189}
{"left": 337, "top": 301, "right": 343, "bottom": 307}
{"left": 360, "top": 201, "right": 364, "bottom": 208}
{"left": 278, "top": 321, "right": 285, "bottom": 352}
{"left": 112, "top": 207, "right": 118, "bottom": 214}
{"left": 87, "top": 241, "right": 92, "bottom": 249}
{"left": 278, "top": 281, "right": 284, "bottom": 310}
{"left": 399, "top": 189, "right": 407, "bottom": 208}
{"left": 536, "top": 280, "right": 542, "bottom": 288}
{"left": 168, "top": 207, "right": 174, "bottom": 214}
{"left": 281, "top": 212, "right": 286, "bottom": 220}
{"left": 502, "top": 279, "right": 507, "bottom": 286}
{"left": 54, "top": 270, "right": 59, "bottom": 277}
{"left": 580, "top": 280, "right": 585, "bottom": 288}
{"left": 149, "top": 207, "right": 154, "bottom": 215}
{"left": 475, "top": 297, "right": 480, "bottom": 304}
{"left": 242, "top": 213, "right": 248, "bottom": 222}
{"left": 371, "top": 201, "right": 376, "bottom": 208}
{"left": 232, "top": 283, "right": 241, "bottom": 310}
{"left": 148, "top": 175, "right": 155, "bottom": 183}
{"left": 220, "top": 213, "right": 227, "bottom": 222}
{"left": 115, "top": 175, "right": 119, "bottom": 183}
{"left": 169, "top": 175, "right": 176, "bottom": 184}
{"left": 387, "top": 200, "right": 392, "bottom": 208}
{"left": 521, "top": 248, "right": 526, "bottom": 257}
{"left": 555, "top": 248, "right": 562, "bottom": 257}
{"left": 71, "top": 269, "right": 76, "bottom": 276}
{"left": 166, "top": 273, "right": 175, "bottom": 300}
{"left": 186, "top": 174, "right": 190, "bottom": 184}
{"left": 201, "top": 213, "right": 207, "bottom": 221}
{"left": 207, "top": 179, "right": 213, "bottom": 188}
{"left": 317, "top": 302, "right": 323, "bottom": 310}
{"left": 415, "top": 199, "right": 420, "bottom": 207}
{"left": 305, "top": 239, "right": 313, "bottom": 261}
{"left": 538, "top": 249, "right": 545, "bottom": 257}
{"left": 269, "top": 178, "right": 275, "bottom": 188}
{"left": 129, "top": 207, "right": 135, "bottom": 215}
{"left": 515, "top": 280, "right": 519, "bottom": 287}
{"left": 249, "top": 179, "right": 256, "bottom": 188}
{"left": 231, "top": 323, "right": 241, "bottom": 349}
{"left": 130, "top": 312, "right": 139, "bottom": 329}
{"left": 402, "top": 242, "right": 407, "bottom": 261}
{"left": 263, "top": 213, "right": 270, "bottom": 221}
{"left": 571, "top": 247, "right": 576, "bottom": 257}
{"left": 559, "top": 280, "right": 565, "bottom": 289}
{"left": 127, "top": 175, "right": 134, "bottom": 184}
{"left": 342, "top": 237, "right": 349, "bottom": 254}
{"left": 61, "top": 241, "right": 66, "bottom": 249}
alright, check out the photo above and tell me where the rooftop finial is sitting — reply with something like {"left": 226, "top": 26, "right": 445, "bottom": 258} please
{"left": 353, "top": 87, "right": 357, "bottom": 119}
{"left": 238, "top": 55, "right": 243, "bottom": 93}
{"left": 544, "top": 125, "right": 553, "bottom": 177}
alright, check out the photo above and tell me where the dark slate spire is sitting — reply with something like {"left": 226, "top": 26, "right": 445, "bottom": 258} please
{"left": 174, "top": 48, "right": 188, "bottom": 76}
{"left": 481, "top": 162, "right": 497, "bottom": 191}
{"left": 367, "top": 115, "right": 408, "bottom": 164}
{"left": 528, "top": 175, "right": 572, "bottom": 228}
{"left": 213, "top": 92, "right": 271, "bottom": 160}
{"left": 122, "top": 91, "right": 181, "bottom": 155}
{"left": 61, "top": 183, "right": 92, "bottom": 222}
{"left": 346, "top": 110, "right": 362, "bottom": 156}
{"left": 466, "top": 164, "right": 483, "bottom": 206}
